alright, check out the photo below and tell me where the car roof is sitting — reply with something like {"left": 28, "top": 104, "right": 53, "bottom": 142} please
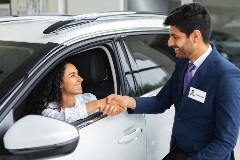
{"left": 0, "top": 12, "right": 168, "bottom": 44}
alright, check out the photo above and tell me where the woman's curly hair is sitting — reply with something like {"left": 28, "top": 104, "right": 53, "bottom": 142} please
{"left": 27, "top": 61, "right": 69, "bottom": 115}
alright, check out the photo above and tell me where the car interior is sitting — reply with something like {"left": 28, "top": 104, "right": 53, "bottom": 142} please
{"left": 68, "top": 47, "right": 115, "bottom": 99}
{"left": 13, "top": 46, "right": 116, "bottom": 123}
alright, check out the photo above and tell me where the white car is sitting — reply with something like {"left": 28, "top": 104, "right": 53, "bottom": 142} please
{"left": 0, "top": 12, "right": 176, "bottom": 160}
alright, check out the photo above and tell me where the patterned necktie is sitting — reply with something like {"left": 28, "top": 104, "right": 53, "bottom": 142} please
{"left": 183, "top": 63, "right": 195, "bottom": 94}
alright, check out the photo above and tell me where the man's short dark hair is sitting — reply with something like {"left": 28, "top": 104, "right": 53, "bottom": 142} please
{"left": 163, "top": 2, "right": 212, "bottom": 44}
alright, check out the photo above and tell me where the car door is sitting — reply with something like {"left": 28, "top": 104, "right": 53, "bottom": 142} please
{"left": 54, "top": 112, "right": 146, "bottom": 160}
{"left": 121, "top": 33, "right": 176, "bottom": 160}
{"left": 41, "top": 40, "right": 147, "bottom": 160}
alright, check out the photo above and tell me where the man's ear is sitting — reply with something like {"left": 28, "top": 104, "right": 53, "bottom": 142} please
{"left": 191, "top": 30, "right": 201, "bottom": 43}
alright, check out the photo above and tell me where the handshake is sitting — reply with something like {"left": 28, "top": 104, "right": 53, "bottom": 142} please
{"left": 97, "top": 94, "right": 137, "bottom": 116}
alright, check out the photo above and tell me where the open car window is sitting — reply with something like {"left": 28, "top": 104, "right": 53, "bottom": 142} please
{"left": 13, "top": 46, "right": 117, "bottom": 127}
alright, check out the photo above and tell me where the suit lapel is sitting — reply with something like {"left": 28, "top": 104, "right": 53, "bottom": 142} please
{"left": 177, "top": 61, "right": 189, "bottom": 106}
{"left": 177, "top": 46, "right": 219, "bottom": 114}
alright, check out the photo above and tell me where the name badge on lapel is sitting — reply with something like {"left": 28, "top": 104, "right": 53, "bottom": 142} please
{"left": 188, "top": 87, "right": 206, "bottom": 103}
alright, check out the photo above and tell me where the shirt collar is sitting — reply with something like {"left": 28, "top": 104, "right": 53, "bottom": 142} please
{"left": 192, "top": 44, "right": 212, "bottom": 69}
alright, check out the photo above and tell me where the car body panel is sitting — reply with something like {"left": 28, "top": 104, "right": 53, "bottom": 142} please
{"left": 0, "top": 13, "right": 167, "bottom": 44}
{"left": 142, "top": 89, "right": 175, "bottom": 159}
{"left": 43, "top": 111, "right": 146, "bottom": 160}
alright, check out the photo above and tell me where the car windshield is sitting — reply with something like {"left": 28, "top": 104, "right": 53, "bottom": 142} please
{"left": 0, "top": 41, "right": 44, "bottom": 84}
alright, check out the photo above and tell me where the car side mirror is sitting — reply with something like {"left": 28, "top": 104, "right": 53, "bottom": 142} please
{"left": 3, "top": 115, "right": 79, "bottom": 159}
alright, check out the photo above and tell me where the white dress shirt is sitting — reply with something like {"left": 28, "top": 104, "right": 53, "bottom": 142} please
{"left": 41, "top": 93, "right": 99, "bottom": 123}
{"left": 192, "top": 44, "right": 212, "bottom": 77}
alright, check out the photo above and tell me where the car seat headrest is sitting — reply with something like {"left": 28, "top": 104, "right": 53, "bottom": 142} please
{"left": 68, "top": 50, "right": 108, "bottom": 85}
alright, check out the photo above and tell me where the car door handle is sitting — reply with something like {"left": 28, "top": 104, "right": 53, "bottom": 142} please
{"left": 118, "top": 127, "right": 143, "bottom": 144}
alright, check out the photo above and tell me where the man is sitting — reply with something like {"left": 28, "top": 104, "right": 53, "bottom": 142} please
{"left": 107, "top": 2, "right": 240, "bottom": 160}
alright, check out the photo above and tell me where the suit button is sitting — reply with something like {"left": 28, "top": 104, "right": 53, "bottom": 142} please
{"left": 177, "top": 118, "right": 181, "bottom": 121}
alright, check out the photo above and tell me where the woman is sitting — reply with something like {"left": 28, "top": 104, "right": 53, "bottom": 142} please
{"left": 28, "top": 61, "right": 121, "bottom": 123}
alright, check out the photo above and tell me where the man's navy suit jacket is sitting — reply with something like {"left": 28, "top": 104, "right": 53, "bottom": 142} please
{"left": 133, "top": 44, "right": 240, "bottom": 160}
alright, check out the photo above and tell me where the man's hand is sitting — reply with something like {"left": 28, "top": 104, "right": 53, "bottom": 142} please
{"left": 101, "top": 99, "right": 125, "bottom": 116}
{"left": 98, "top": 98, "right": 125, "bottom": 116}
{"left": 106, "top": 94, "right": 137, "bottom": 110}
{"left": 98, "top": 94, "right": 137, "bottom": 116}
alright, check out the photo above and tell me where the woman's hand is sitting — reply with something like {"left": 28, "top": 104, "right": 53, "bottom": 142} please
{"left": 106, "top": 94, "right": 136, "bottom": 110}
{"left": 101, "top": 99, "right": 125, "bottom": 116}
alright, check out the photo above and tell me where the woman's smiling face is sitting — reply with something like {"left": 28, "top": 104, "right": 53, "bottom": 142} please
{"left": 60, "top": 63, "right": 83, "bottom": 96}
